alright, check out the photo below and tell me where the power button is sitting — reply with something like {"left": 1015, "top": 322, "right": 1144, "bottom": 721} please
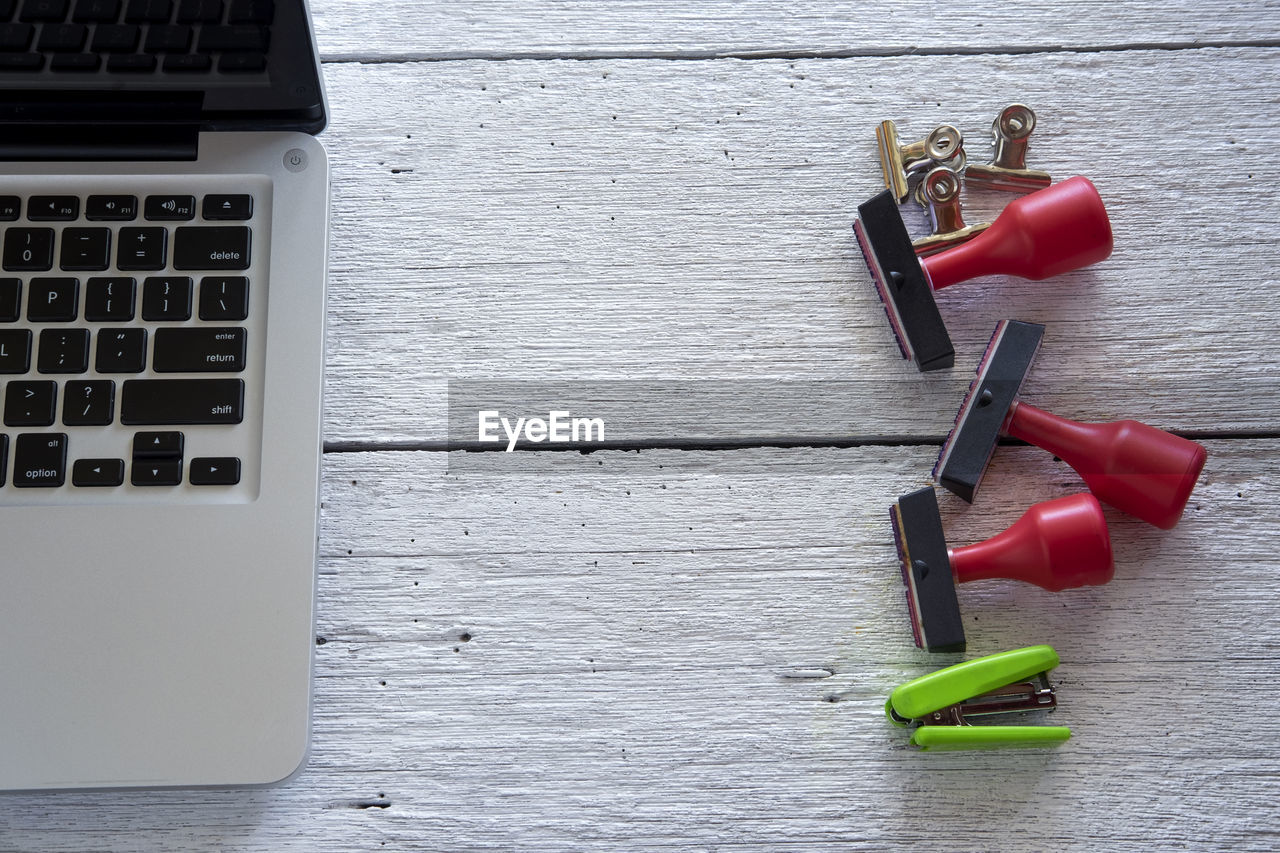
{"left": 283, "top": 148, "right": 308, "bottom": 172}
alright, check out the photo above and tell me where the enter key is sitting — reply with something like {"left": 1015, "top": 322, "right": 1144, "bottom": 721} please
{"left": 153, "top": 327, "right": 246, "bottom": 372}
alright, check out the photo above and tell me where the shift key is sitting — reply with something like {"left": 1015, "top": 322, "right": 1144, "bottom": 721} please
{"left": 173, "top": 226, "right": 251, "bottom": 270}
{"left": 121, "top": 379, "right": 244, "bottom": 425}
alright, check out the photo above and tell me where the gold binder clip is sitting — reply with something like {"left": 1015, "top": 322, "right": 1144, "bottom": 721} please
{"left": 876, "top": 120, "right": 965, "bottom": 203}
{"left": 911, "top": 166, "right": 990, "bottom": 256}
{"left": 965, "top": 104, "right": 1052, "bottom": 193}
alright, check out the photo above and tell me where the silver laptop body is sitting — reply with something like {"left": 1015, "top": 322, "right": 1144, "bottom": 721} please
{"left": 0, "top": 0, "right": 328, "bottom": 791}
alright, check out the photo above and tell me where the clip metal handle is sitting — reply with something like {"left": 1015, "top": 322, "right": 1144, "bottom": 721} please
{"left": 965, "top": 104, "right": 1052, "bottom": 193}
{"left": 877, "top": 120, "right": 966, "bottom": 203}
{"left": 910, "top": 166, "right": 991, "bottom": 256}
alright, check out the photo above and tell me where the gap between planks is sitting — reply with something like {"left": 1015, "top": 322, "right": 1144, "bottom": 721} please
{"left": 317, "top": 39, "right": 1280, "bottom": 65}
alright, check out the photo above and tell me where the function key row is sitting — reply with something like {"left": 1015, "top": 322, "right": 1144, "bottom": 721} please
{"left": 0, "top": 0, "right": 273, "bottom": 25}
{"left": 1, "top": 225, "right": 251, "bottom": 271}
{"left": 0, "top": 194, "right": 251, "bottom": 222}
{"left": 0, "top": 276, "right": 248, "bottom": 322}
{"left": 0, "top": 51, "right": 266, "bottom": 73}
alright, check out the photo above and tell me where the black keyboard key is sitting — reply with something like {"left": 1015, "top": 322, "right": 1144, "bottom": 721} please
{"left": 36, "top": 327, "right": 89, "bottom": 373}
{"left": 5, "top": 380, "right": 57, "bottom": 426}
{"left": 19, "top": 0, "right": 67, "bottom": 21}
{"left": 202, "top": 194, "right": 251, "bottom": 220}
{"left": 72, "top": 0, "right": 120, "bottom": 21}
{"left": 86, "top": 194, "right": 137, "bottom": 220}
{"left": 196, "top": 23, "right": 263, "bottom": 51}
{"left": 84, "top": 276, "right": 135, "bottom": 320}
{"left": 37, "top": 21, "right": 85, "bottom": 49}
{"left": 59, "top": 227, "right": 112, "bottom": 271}
{"left": 144, "top": 193, "right": 194, "bottom": 220}
{"left": 26, "top": 277, "right": 78, "bottom": 321}
{"left": 198, "top": 276, "right": 247, "bottom": 320}
{"left": 107, "top": 52, "right": 155, "bottom": 71}
{"left": 0, "top": 196, "right": 19, "bottom": 220}
{"left": 217, "top": 51, "right": 262, "bottom": 71}
{"left": 0, "top": 0, "right": 13, "bottom": 17}
{"left": 0, "top": 329, "right": 31, "bottom": 372}
{"left": 141, "top": 275, "right": 191, "bottom": 320}
{"left": 2, "top": 227, "right": 54, "bottom": 271}
{"left": 162, "top": 51, "right": 208, "bottom": 70}
{"left": 116, "top": 227, "right": 166, "bottom": 270}
{"left": 62, "top": 379, "right": 115, "bottom": 425}
{"left": 121, "top": 378, "right": 242, "bottom": 424}
{"left": 0, "top": 278, "right": 20, "bottom": 321}
{"left": 50, "top": 52, "right": 100, "bottom": 69}
{"left": 175, "top": 0, "right": 217, "bottom": 22}
{"left": 153, "top": 326, "right": 244, "bottom": 372}
{"left": 73, "top": 457, "right": 124, "bottom": 486}
{"left": 189, "top": 456, "right": 238, "bottom": 485}
{"left": 226, "top": 0, "right": 267, "bottom": 22}
{"left": 12, "top": 432, "right": 66, "bottom": 486}
{"left": 0, "top": 22, "right": 34, "bottom": 49}
{"left": 27, "top": 195, "right": 78, "bottom": 220}
{"left": 0, "top": 434, "right": 6, "bottom": 487}
{"left": 173, "top": 226, "right": 248, "bottom": 270}
{"left": 91, "top": 22, "right": 137, "bottom": 50}
{"left": 94, "top": 327, "right": 146, "bottom": 372}
{"left": 0, "top": 51, "right": 41, "bottom": 68}
{"left": 132, "top": 429, "right": 182, "bottom": 457}
{"left": 132, "top": 458, "right": 181, "bottom": 485}
{"left": 123, "top": 0, "right": 167, "bottom": 21}
{"left": 144, "top": 22, "right": 188, "bottom": 50}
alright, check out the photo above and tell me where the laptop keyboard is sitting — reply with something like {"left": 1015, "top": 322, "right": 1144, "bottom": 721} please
{"left": 0, "top": 0, "right": 273, "bottom": 73}
{"left": 0, "top": 176, "right": 268, "bottom": 504}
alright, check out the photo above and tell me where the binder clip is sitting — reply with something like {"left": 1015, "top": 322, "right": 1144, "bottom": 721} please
{"left": 935, "top": 320, "right": 1209, "bottom": 529}
{"left": 854, "top": 175, "right": 1113, "bottom": 372}
{"left": 876, "top": 120, "right": 965, "bottom": 203}
{"left": 886, "top": 645, "right": 1071, "bottom": 750}
{"left": 965, "top": 104, "right": 1053, "bottom": 193}
{"left": 890, "top": 486, "right": 1113, "bottom": 652}
{"left": 910, "top": 166, "right": 990, "bottom": 257}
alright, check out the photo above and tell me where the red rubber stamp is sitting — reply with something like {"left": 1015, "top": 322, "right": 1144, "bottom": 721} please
{"left": 890, "top": 487, "right": 1114, "bottom": 652}
{"left": 854, "top": 176, "right": 1114, "bottom": 371}
{"left": 935, "top": 320, "right": 1208, "bottom": 529}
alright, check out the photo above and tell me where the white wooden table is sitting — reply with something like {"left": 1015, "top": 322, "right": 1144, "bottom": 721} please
{"left": 5, "top": 3, "right": 1280, "bottom": 849}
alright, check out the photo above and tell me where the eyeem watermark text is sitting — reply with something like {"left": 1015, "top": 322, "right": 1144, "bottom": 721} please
{"left": 478, "top": 410, "right": 606, "bottom": 451}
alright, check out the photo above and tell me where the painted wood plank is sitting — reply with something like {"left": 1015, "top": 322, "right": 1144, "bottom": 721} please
{"left": 1, "top": 440, "right": 1273, "bottom": 850}
{"left": 321, "top": 48, "right": 1280, "bottom": 442}
{"left": 308, "top": 1, "right": 1280, "bottom": 59}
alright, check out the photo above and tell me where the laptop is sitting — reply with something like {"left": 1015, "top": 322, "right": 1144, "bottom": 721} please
{"left": 0, "top": 0, "right": 328, "bottom": 790}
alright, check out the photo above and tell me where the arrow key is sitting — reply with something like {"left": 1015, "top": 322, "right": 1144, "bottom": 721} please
{"left": 132, "top": 430, "right": 183, "bottom": 459}
{"left": 132, "top": 459, "right": 182, "bottom": 486}
{"left": 73, "top": 458, "right": 125, "bottom": 487}
{"left": 189, "top": 456, "right": 240, "bottom": 485}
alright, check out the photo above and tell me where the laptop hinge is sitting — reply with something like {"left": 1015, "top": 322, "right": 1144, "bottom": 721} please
{"left": 0, "top": 91, "right": 203, "bottom": 162}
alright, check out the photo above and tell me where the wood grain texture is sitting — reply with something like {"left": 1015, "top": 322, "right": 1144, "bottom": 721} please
{"left": 6, "top": 1, "right": 1280, "bottom": 848}
{"left": 322, "top": 48, "right": 1280, "bottom": 443}
{"left": 1, "top": 441, "right": 1275, "bottom": 850}
{"left": 308, "top": 1, "right": 1280, "bottom": 59}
